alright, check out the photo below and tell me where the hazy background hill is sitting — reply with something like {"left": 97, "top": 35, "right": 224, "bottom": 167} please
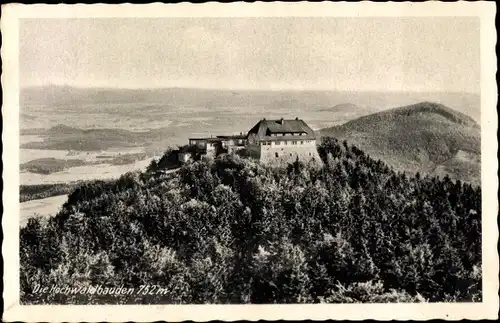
{"left": 319, "top": 102, "right": 481, "bottom": 184}
{"left": 21, "top": 86, "right": 480, "bottom": 125}
{"left": 19, "top": 86, "right": 376, "bottom": 126}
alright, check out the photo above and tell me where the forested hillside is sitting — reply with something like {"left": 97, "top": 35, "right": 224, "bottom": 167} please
{"left": 20, "top": 137, "right": 481, "bottom": 304}
{"left": 319, "top": 102, "right": 481, "bottom": 184}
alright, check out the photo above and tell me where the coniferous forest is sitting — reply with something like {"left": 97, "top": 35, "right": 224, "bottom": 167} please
{"left": 20, "top": 137, "right": 482, "bottom": 304}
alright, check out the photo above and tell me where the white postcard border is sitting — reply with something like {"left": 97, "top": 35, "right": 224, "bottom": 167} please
{"left": 2, "top": 1, "right": 498, "bottom": 321}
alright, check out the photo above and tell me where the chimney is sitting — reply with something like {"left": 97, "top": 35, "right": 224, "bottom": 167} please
{"left": 295, "top": 117, "right": 299, "bottom": 120}
{"left": 279, "top": 117, "right": 284, "bottom": 124}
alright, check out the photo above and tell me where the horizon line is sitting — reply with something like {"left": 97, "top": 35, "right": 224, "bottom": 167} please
{"left": 20, "top": 83, "right": 481, "bottom": 95}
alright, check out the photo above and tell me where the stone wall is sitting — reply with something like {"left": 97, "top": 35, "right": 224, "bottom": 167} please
{"left": 261, "top": 144, "right": 322, "bottom": 165}
{"left": 247, "top": 140, "right": 323, "bottom": 165}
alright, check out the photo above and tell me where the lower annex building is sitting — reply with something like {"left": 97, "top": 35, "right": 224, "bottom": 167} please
{"left": 179, "top": 118, "right": 322, "bottom": 165}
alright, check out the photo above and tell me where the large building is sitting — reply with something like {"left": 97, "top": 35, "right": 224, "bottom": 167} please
{"left": 246, "top": 118, "right": 321, "bottom": 164}
{"left": 180, "top": 118, "right": 321, "bottom": 164}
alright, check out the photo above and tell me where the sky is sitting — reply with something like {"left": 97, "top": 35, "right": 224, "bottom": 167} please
{"left": 19, "top": 17, "right": 480, "bottom": 92}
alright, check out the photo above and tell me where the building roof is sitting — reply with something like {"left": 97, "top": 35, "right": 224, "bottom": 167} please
{"left": 247, "top": 118, "right": 316, "bottom": 141}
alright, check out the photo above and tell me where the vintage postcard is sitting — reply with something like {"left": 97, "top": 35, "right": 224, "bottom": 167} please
{"left": 2, "top": 1, "right": 498, "bottom": 321}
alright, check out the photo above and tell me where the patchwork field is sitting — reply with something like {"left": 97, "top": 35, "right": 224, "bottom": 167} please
{"left": 20, "top": 157, "right": 154, "bottom": 185}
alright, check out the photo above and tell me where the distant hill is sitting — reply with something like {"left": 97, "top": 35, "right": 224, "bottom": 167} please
{"left": 318, "top": 103, "right": 361, "bottom": 112}
{"left": 319, "top": 102, "right": 481, "bottom": 185}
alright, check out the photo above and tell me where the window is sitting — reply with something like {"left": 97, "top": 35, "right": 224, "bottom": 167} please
{"left": 300, "top": 141, "right": 304, "bottom": 144}
{"left": 275, "top": 152, "right": 279, "bottom": 158}
{"left": 284, "top": 141, "right": 288, "bottom": 145}
{"left": 290, "top": 153, "right": 292, "bottom": 156}
{"left": 275, "top": 141, "right": 280, "bottom": 145}
{"left": 309, "top": 152, "right": 312, "bottom": 156}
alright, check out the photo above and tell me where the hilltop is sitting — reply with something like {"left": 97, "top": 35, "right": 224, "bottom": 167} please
{"left": 318, "top": 103, "right": 362, "bottom": 112}
{"left": 21, "top": 138, "right": 481, "bottom": 304}
{"left": 319, "top": 102, "right": 481, "bottom": 184}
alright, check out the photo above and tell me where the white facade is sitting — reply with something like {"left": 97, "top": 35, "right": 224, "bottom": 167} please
{"left": 247, "top": 139, "right": 322, "bottom": 164}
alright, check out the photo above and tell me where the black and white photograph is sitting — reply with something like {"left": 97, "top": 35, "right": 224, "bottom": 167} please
{"left": 2, "top": 2, "right": 498, "bottom": 321}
